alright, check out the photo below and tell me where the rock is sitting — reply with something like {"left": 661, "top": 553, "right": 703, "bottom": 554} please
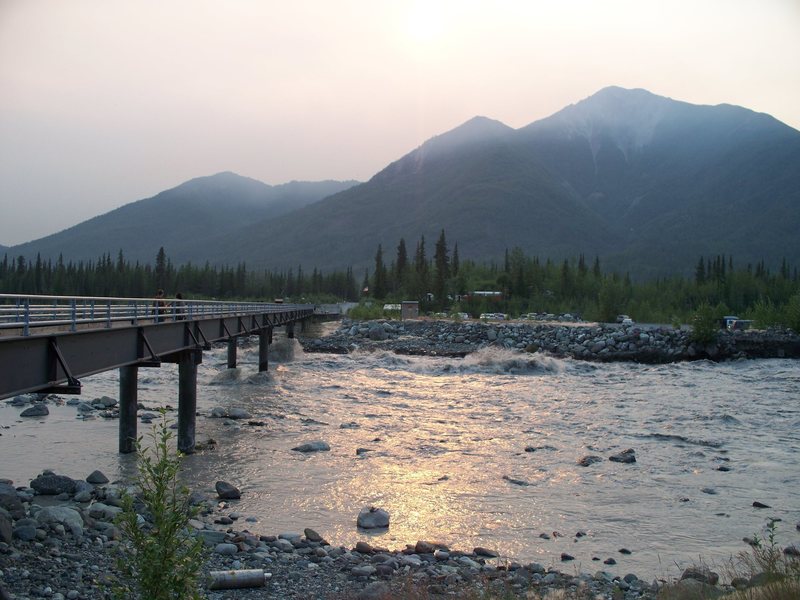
{"left": 603, "top": 558, "right": 617, "bottom": 565}
{"left": 367, "top": 324, "right": 388, "bottom": 341}
{"left": 8, "top": 395, "right": 31, "bottom": 406}
{"left": 351, "top": 564, "right": 377, "bottom": 577}
{"left": 13, "top": 524, "right": 38, "bottom": 541}
{"left": 88, "top": 503, "right": 122, "bottom": 520}
{"left": 0, "top": 483, "right": 25, "bottom": 520}
{"left": 275, "top": 538, "right": 295, "bottom": 552}
{"left": 210, "top": 407, "right": 251, "bottom": 419}
{"left": 92, "top": 396, "right": 117, "bottom": 408}
{"left": 355, "top": 541, "right": 373, "bottom": 554}
{"left": 35, "top": 506, "right": 84, "bottom": 537}
{"left": 609, "top": 449, "right": 636, "bottom": 463}
{"left": 30, "top": 472, "right": 77, "bottom": 495}
{"left": 618, "top": 548, "right": 632, "bottom": 555}
{"left": 474, "top": 547, "right": 499, "bottom": 557}
{"left": 578, "top": 455, "right": 603, "bottom": 467}
{"left": 0, "top": 513, "right": 12, "bottom": 544}
{"left": 357, "top": 506, "right": 390, "bottom": 529}
{"left": 214, "top": 543, "right": 239, "bottom": 555}
{"left": 784, "top": 543, "right": 800, "bottom": 557}
{"left": 681, "top": 565, "right": 719, "bottom": 585}
{"left": 752, "top": 501, "right": 771, "bottom": 508}
{"left": 415, "top": 540, "right": 436, "bottom": 554}
{"left": 215, "top": 481, "right": 241, "bottom": 500}
{"left": 292, "top": 441, "right": 331, "bottom": 453}
{"left": 502, "top": 475, "right": 531, "bottom": 486}
{"left": 195, "top": 530, "right": 227, "bottom": 546}
{"left": 86, "top": 470, "right": 109, "bottom": 484}
{"left": 20, "top": 404, "right": 49, "bottom": 417}
{"left": 561, "top": 553, "right": 575, "bottom": 561}
{"left": 304, "top": 527, "right": 323, "bottom": 542}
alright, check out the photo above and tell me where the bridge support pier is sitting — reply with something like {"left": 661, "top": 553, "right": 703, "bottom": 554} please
{"left": 119, "top": 365, "right": 139, "bottom": 453}
{"left": 287, "top": 322, "right": 295, "bottom": 339}
{"left": 178, "top": 349, "right": 202, "bottom": 454}
{"left": 227, "top": 337, "right": 237, "bottom": 369}
{"left": 258, "top": 327, "right": 271, "bottom": 372}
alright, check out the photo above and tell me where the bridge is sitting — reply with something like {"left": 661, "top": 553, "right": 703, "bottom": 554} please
{"left": 0, "top": 294, "right": 315, "bottom": 454}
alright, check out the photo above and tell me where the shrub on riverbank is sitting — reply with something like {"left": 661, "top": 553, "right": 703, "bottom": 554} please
{"left": 112, "top": 414, "right": 206, "bottom": 599}
{"left": 656, "top": 522, "right": 800, "bottom": 600}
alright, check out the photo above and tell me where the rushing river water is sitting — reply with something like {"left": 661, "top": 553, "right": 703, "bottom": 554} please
{"left": 2, "top": 329, "right": 799, "bottom": 580}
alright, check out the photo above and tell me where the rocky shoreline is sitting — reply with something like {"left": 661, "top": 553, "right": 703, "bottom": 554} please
{"left": 301, "top": 319, "right": 800, "bottom": 363}
{"left": 5, "top": 470, "right": 796, "bottom": 600}
{"left": 0, "top": 470, "right": 658, "bottom": 600}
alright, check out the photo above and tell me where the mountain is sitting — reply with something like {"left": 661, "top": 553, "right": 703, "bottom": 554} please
{"left": 210, "top": 116, "right": 615, "bottom": 271}
{"left": 210, "top": 89, "right": 800, "bottom": 275}
{"left": 8, "top": 173, "right": 358, "bottom": 264}
{"left": 519, "top": 86, "right": 800, "bottom": 276}
{"left": 9, "top": 88, "right": 800, "bottom": 277}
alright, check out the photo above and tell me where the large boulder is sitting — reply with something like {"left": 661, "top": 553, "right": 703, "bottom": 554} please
{"left": 357, "top": 506, "right": 390, "bottom": 529}
{"left": 0, "top": 483, "right": 25, "bottom": 519}
{"left": 367, "top": 324, "right": 388, "bottom": 341}
{"left": 86, "top": 470, "right": 109, "bottom": 484}
{"left": 215, "top": 481, "right": 241, "bottom": 500}
{"left": 681, "top": 565, "right": 719, "bottom": 585}
{"left": 20, "top": 403, "right": 49, "bottom": 417}
{"left": 35, "top": 506, "right": 84, "bottom": 537}
{"left": 30, "top": 472, "right": 77, "bottom": 495}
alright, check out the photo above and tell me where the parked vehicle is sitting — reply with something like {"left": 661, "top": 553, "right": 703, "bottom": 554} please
{"left": 616, "top": 314, "right": 631, "bottom": 323}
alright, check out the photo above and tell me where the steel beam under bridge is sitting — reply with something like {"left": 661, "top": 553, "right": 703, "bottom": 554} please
{"left": 0, "top": 308, "right": 312, "bottom": 400}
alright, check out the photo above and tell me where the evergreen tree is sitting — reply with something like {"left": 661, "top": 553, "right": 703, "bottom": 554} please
{"left": 433, "top": 230, "right": 450, "bottom": 308}
{"left": 154, "top": 247, "right": 167, "bottom": 291}
{"left": 373, "top": 245, "right": 387, "bottom": 299}
{"left": 695, "top": 257, "right": 706, "bottom": 284}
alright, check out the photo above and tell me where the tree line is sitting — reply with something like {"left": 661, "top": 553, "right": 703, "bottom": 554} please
{"left": 365, "top": 230, "right": 800, "bottom": 328}
{"left": 0, "top": 249, "right": 360, "bottom": 302}
{"left": 2, "top": 235, "right": 799, "bottom": 329}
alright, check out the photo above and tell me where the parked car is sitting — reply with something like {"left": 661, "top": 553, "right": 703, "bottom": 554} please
{"left": 621, "top": 317, "right": 634, "bottom": 325}
{"left": 616, "top": 314, "right": 631, "bottom": 323}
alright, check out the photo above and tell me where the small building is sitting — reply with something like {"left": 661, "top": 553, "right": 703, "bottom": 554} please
{"left": 401, "top": 301, "right": 419, "bottom": 320}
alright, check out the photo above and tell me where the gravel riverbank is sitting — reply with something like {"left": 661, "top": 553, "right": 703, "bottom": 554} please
{"left": 301, "top": 319, "right": 800, "bottom": 362}
{"left": 1, "top": 470, "right": 668, "bottom": 600}
{"left": 5, "top": 469, "right": 792, "bottom": 600}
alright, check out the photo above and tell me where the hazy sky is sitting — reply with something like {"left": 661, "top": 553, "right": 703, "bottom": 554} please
{"left": 1, "top": 0, "right": 798, "bottom": 246}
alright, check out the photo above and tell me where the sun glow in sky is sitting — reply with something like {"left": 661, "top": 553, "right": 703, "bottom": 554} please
{"left": 0, "top": 0, "right": 798, "bottom": 245}
{"left": 404, "top": 2, "right": 447, "bottom": 45}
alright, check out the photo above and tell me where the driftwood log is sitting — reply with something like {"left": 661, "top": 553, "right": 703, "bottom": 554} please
{"left": 208, "top": 569, "right": 269, "bottom": 590}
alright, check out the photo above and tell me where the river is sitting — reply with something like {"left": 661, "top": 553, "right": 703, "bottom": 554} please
{"left": 2, "top": 331, "right": 798, "bottom": 580}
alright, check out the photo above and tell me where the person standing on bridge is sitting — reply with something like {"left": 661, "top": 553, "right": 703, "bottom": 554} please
{"left": 173, "top": 292, "right": 186, "bottom": 320}
{"left": 153, "top": 289, "right": 167, "bottom": 322}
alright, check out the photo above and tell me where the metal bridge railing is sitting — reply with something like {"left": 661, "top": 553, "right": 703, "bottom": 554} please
{"left": 0, "top": 294, "right": 312, "bottom": 337}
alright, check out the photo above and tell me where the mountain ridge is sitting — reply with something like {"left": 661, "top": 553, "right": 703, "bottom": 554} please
{"left": 7, "top": 87, "right": 799, "bottom": 278}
